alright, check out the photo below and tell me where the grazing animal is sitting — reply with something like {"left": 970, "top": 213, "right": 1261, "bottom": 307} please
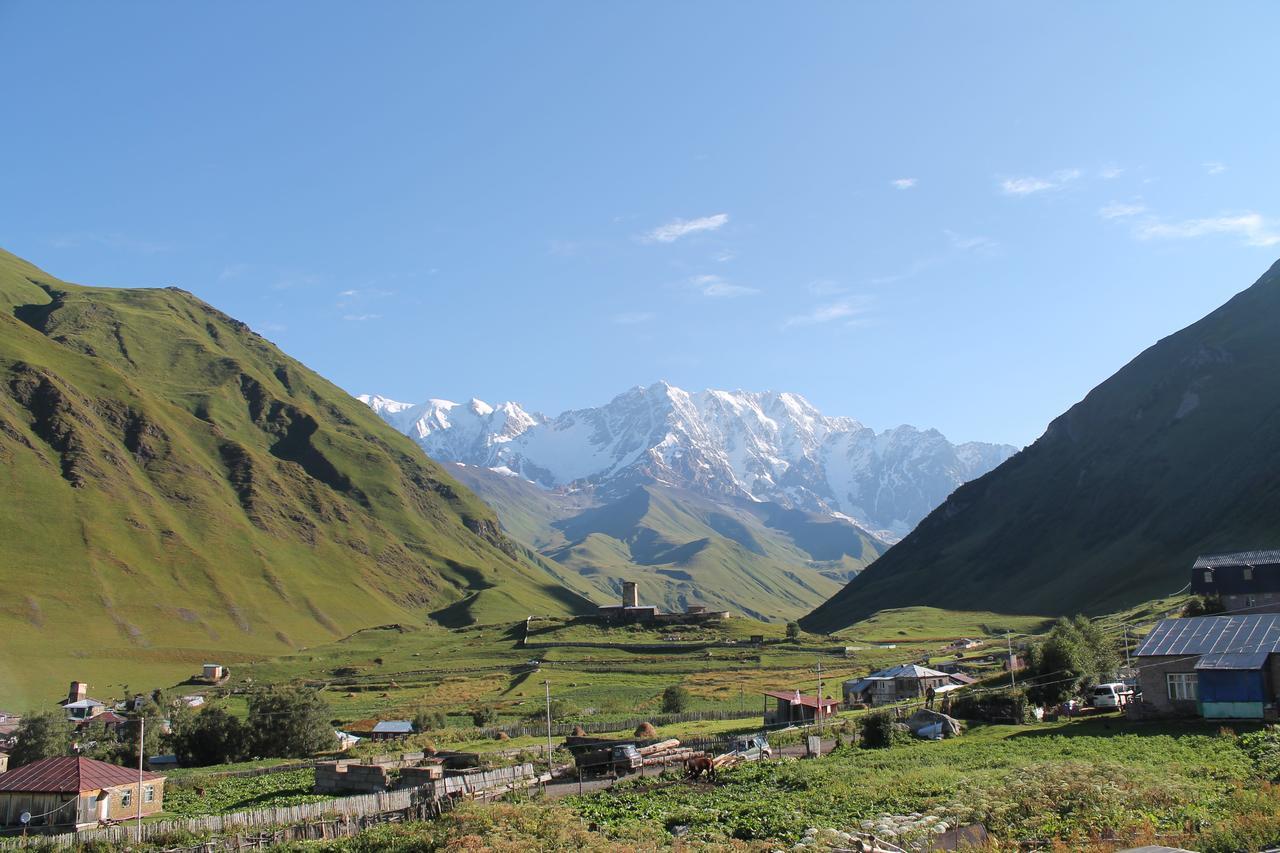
{"left": 685, "top": 755, "right": 716, "bottom": 783}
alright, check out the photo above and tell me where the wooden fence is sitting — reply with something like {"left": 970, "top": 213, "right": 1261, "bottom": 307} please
{"left": 481, "top": 707, "right": 761, "bottom": 740}
{"left": 0, "top": 765, "right": 543, "bottom": 850}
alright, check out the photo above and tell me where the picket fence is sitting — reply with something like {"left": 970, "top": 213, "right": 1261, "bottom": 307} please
{"left": 0, "top": 765, "right": 542, "bottom": 850}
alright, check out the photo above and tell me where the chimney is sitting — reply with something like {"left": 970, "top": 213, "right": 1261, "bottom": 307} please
{"left": 622, "top": 581, "right": 639, "bottom": 608}
{"left": 68, "top": 681, "right": 87, "bottom": 703}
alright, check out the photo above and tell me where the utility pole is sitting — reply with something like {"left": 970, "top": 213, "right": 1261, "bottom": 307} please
{"left": 1123, "top": 625, "right": 1131, "bottom": 669}
{"left": 543, "top": 680, "right": 554, "bottom": 788}
{"left": 815, "top": 658, "right": 823, "bottom": 758}
{"left": 1007, "top": 632, "right": 1016, "bottom": 688}
{"left": 136, "top": 716, "right": 145, "bottom": 843}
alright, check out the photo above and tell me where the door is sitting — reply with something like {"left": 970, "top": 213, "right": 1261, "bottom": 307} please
{"left": 97, "top": 792, "right": 110, "bottom": 822}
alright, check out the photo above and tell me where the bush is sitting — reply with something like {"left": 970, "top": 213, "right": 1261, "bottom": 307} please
{"left": 412, "top": 710, "right": 447, "bottom": 732}
{"left": 951, "top": 689, "right": 1032, "bottom": 723}
{"left": 861, "top": 710, "right": 896, "bottom": 748}
{"left": 661, "top": 685, "right": 691, "bottom": 714}
{"left": 1239, "top": 726, "right": 1280, "bottom": 781}
{"left": 470, "top": 706, "right": 499, "bottom": 727}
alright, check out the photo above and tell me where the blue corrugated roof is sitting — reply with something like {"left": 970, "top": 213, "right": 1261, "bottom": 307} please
{"left": 1135, "top": 615, "right": 1280, "bottom": 658}
{"left": 1194, "top": 651, "right": 1272, "bottom": 670}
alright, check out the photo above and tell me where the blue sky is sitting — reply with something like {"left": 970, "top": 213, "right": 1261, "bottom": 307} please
{"left": 3, "top": 2, "right": 1278, "bottom": 446}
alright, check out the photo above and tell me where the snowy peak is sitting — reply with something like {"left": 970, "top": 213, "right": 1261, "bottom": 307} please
{"left": 359, "top": 384, "right": 1017, "bottom": 540}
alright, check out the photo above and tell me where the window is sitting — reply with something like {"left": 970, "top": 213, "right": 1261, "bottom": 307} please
{"left": 1243, "top": 567, "right": 1254, "bottom": 581}
{"left": 1204, "top": 570, "right": 1214, "bottom": 584}
{"left": 1247, "top": 595, "right": 1258, "bottom": 608}
{"left": 120, "top": 789, "right": 133, "bottom": 807}
{"left": 143, "top": 785, "right": 155, "bottom": 803}
{"left": 1168, "top": 672, "right": 1198, "bottom": 701}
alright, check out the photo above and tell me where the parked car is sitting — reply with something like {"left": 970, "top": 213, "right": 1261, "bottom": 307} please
{"left": 729, "top": 734, "right": 772, "bottom": 760}
{"left": 1090, "top": 682, "right": 1134, "bottom": 708}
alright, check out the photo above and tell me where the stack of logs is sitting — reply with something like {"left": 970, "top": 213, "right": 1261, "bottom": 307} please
{"left": 637, "top": 739, "right": 702, "bottom": 767}
{"left": 710, "top": 752, "right": 742, "bottom": 771}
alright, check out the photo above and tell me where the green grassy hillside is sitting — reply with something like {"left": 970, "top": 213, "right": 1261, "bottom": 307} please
{"left": 0, "top": 249, "right": 591, "bottom": 708}
{"left": 451, "top": 464, "right": 886, "bottom": 621}
{"left": 805, "top": 257, "right": 1280, "bottom": 632}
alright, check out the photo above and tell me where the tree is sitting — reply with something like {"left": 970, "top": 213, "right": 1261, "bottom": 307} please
{"left": 246, "top": 686, "right": 337, "bottom": 758}
{"left": 1026, "top": 615, "right": 1121, "bottom": 706}
{"left": 785, "top": 621, "right": 801, "bottom": 642}
{"left": 171, "top": 706, "right": 248, "bottom": 766}
{"left": 9, "top": 711, "right": 74, "bottom": 767}
{"left": 470, "top": 705, "right": 499, "bottom": 727}
{"left": 661, "top": 685, "right": 691, "bottom": 714}
{"left": 412, "top": 710, "right": 447, "bottom": 733}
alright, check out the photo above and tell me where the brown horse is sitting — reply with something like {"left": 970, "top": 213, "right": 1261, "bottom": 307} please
{"left": 685, "top": 755, "right": 716, "bottom": 783}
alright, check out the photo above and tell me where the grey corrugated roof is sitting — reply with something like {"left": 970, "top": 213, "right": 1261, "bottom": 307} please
{"left": 1135, "top": 615, "right": 1280, "bottom": 658}
{"left": 1194, "top": 651, "right": 1271, "bottom": 670}
{"left": 1193, "top": 550, "right": 1280, "bottom": 569}
{"left": 371, "top": 720, "right": 414, "bottom": 733}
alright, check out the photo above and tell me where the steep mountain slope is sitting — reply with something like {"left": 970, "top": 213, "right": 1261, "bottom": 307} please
{"left": 804, "top": 258, "right": 1280, "bottom": 632}
{"left": 0, "top": 249, "right": 591, "bottom": 708}
{"left": 448, "top": 464, "right": 887, "bottom": 620}
{"left": 363, "top": 385, "right": 1015, "bottom": 540}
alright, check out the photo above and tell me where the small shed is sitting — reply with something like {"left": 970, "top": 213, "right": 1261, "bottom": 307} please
{"left": 762, "top": 690, "right": 840, "bottom": 727}
{"left": 370, "top": 720, "right": 415, "bottom": 740}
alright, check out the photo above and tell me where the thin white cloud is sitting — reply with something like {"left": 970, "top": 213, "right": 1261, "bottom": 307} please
{"left": 1135, "top": 213, "right": 1280, "bottom": 247}
{"left": 254, "top": 321, "right": 287, "bottom": 334}
{"left": 48, "top": 232, "right": 174, "bottom": 254}
{"left": 691, "top": 274, "right": 758, "bottom": 298}
{"left": 342, "top": 313, "right": 381, "bottom": 322}
{"left": 1100, "top": 165, "right": 1124, "bottom": 179}
{"left": 891, "top": 178, "right": 917, "bottom": 190}
{"left": 808, "top": 279, "right": 845, "bottom": 296}
{"left": 1099, "top": 201, "right": 1148, "bottom": 220}
{"left": 1204, "top": 161, "right": 1227, "bottom": 175}
{"left": 611, "top": 311, "right": 655, "bottom": 325}
{"left": 944, "top": 229, "right": 998, "bottom": 253}
{"left": 999, "top": 168, "right": 1082, "bottom": 196}
{"left": 643, "top": 213, "right": 729, "bottom": 243}
{"left": 712, "top": 249, "right": 736, "bottom": 263}
{"left": 783, "top": 297, "right": 872, "bottom": 329}
{"left": 339, "top": 289, "right": 359, "bottom": 297}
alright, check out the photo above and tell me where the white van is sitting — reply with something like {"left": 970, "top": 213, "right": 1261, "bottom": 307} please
{"left": 1090, "top": 682, "right": 1134, "bottom": 708}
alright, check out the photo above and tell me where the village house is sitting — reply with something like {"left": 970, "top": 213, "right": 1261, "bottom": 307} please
{"left": 1134, "top": 613, "right": 1280, "bottom": 719}
{"left": 842, "top": 664, "right": 965, "bottom": 707}
{"left": 0, "top": 756, "right": 166, "bottom": 830}
{"left": 60, "top": 682, "right": 108, "bottom": 723}
{"left": 762, "top": 690, "right": 840, "bottom": 727}
{"left": 369, "top": 720, "right": 415, "bottom": 741}
{"left": 1191, "top": 550, "right": 1280, "bottom": 615}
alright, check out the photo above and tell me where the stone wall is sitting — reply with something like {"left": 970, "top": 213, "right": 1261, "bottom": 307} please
{"left": 314, "top": 753, "right": 441, "bottom": 795}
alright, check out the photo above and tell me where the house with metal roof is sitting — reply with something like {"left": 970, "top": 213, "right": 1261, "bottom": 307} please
{"left": 762, "top": 690, "right": 840, "bottom": 727}
{"left": 369, "top": 720, "right": 415, "bottom": 740}
{"left": 1190, "top": 550, "right": 1280, "bottom": 614}
{"left": 842, "top": 664, "right": 963, "bottom": 707}
{"left": 1134, "top": 614, "right": 1280, "bottom": 719}
{"left": 0, "top": 756, "right": 166, "bottom": 829}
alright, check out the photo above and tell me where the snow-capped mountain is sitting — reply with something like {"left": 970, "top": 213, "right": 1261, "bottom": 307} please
{"left": 358, "top": 382, "right": 1017, "bottom": 540}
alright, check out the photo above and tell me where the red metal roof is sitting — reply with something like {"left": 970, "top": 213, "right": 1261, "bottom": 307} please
{"left": 762, "top": 690, "right": 840, "bottom": 709}
{"left": 0, "top": 757, "right": 164, "bottom": 793}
